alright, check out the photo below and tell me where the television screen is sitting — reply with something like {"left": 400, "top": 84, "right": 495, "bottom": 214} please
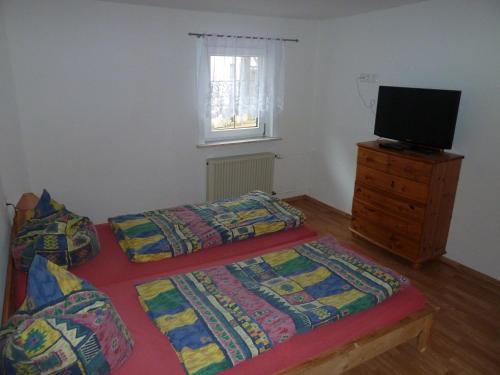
{"left": 374, "top": 86, "right": 461, "bottom": 149}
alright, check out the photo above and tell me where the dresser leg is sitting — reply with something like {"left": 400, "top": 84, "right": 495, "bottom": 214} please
{"left": 412, "top": 262, "right": 423, "bottom": 270}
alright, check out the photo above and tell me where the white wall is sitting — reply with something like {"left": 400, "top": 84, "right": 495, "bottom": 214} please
{"left": 0, "top": 0, "right": 30, "bottom": 203}
{"left": 311, "top": 0, "right": 500, "bottom": 279}
{"left": 0, "top": 0, "right": 30, "bottom": 315}
{"left": 0, "top": 176, "right": 10, "bottom": 316}
{"left": 2, "top": 0, "right": 318, "bottom": 222}
{"left": 2, "top": 0, "right": 499, "bottom": 281}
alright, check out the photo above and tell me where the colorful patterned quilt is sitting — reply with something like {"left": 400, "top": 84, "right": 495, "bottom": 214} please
{"left": 136, "top": 236, "right": 407, "bottom": 375}
{"left": 12, "top": 190, "right": 100, "bottom": 271}
{"left": 0, "top": 256, "right": 133, "bottom": 374}
{"left": 109, "top": 191, "right": 305, "bottom": 263}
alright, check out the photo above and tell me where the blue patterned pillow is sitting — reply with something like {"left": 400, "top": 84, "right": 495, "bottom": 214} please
{"left": 22, "top": 254, "right": 95, "bottom": 310}
{"left": 0, "top": 256, "right": 133, "bottom": 374}
{"left": 33, "top": 189, "right": 65, "bottom": 219}
{"left": 12, "top": 191, "right": 100, "bottom": 271}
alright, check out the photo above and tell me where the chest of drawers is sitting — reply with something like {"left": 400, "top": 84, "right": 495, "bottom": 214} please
{"left": 350, "top": 141, "right": 463, "bottom": 268}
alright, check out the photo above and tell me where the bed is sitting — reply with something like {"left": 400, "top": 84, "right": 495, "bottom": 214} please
{"left": 2, "top": 193, "right": 435, "bottom": 374}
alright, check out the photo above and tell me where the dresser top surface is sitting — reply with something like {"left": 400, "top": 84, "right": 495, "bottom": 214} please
{"left": 358, "top": 140, "right": 464, "bottom": 164}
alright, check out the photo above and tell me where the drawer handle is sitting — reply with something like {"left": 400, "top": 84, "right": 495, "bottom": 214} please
{"left": 390, "top": 180, "right": 395, "bottom": 188}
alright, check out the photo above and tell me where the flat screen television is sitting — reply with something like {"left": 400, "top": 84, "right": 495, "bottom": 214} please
{"left": 374, "top": 86, "right": 461, "bottom": 151}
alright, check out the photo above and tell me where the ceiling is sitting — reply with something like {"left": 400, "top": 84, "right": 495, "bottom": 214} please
{"left": 101, "top": 0, "right": 429, "bottom": 20}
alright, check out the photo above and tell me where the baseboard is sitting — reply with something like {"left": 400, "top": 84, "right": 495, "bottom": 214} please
{"left": 303, "top": 195, "right": 352, "bottom": 219}
{"left": 440, "top": 256, "right": 500, "bottom": 287}
{"left": 283, "top": 195, "right": 351, "bottom": 219}
{"left": 282, "top": 195, "right": 308, "bottom": 203}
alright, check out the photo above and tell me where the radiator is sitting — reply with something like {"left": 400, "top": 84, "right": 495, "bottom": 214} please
{"left": 206, "top": 152, "right": 275, "bottom": 201}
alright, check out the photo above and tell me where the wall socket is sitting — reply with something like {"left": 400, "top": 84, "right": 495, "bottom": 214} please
{"left": 358, "top": 73, "right": 378, "bottom": 83}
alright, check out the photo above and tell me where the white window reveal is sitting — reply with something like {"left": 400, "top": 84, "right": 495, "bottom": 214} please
{"left": 196, "top": 35, "right": 286, "bottom": 144}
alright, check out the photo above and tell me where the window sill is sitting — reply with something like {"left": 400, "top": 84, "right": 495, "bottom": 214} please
{"left": 197, "top": 136, "right": 282, "bottom": 148}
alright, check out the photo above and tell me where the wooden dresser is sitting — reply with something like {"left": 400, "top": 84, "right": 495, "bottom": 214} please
{"left": 350, "top": 141, "right": 463, "bottom": 268}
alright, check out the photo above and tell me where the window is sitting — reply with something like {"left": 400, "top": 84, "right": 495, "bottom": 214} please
{"left": 196, "top": 36, "right": 285, "bottom": 143}
{"left": 210, "top": 55, "right": 261, "bottom": 135}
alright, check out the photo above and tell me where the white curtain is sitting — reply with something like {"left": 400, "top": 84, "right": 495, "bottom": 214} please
{"left": 196, "top": 35, "right": 285, "bottom": 140}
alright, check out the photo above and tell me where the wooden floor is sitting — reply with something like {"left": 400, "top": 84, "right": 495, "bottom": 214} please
{"left": 287, "top": 197, "right": 500, "bottom": 375}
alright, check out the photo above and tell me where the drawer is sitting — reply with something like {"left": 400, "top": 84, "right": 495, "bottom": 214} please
{"left": 356, "top": 165, "right": 429, "bottom": 203}
{"left": 353, "top": 185, "right": 425, "bottom": 221}
{"left": 358, "top": 148, "right": 389, "bottom": 173}
{"left": 352, "top": 199, "right": 422, "bottom": 241}
{"left": 350, "top": 217, "right": 420, "bottom": 259}
{"left": 388, "top": 155, "right": 432, "bottom": 183}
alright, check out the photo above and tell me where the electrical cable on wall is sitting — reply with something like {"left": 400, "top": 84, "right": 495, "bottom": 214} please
{"left": 355, "top": 76, "right": 377, "bottom": 115}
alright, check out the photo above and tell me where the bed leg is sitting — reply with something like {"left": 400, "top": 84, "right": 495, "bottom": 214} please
{"left": 417, "top": 313, "right": 434, "bottom": 352}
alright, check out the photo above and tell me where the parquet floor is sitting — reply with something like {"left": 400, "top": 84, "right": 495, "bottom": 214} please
{"left": 288, "top": 197, "right": 500, "bottom": 375}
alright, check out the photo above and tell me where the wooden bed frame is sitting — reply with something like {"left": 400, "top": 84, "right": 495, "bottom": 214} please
{"left": 2, "top": 193, "right": 436, "bottom": 374}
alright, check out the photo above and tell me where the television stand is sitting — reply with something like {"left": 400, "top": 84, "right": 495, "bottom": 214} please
{"left": 379, "top": 141, "right": 441, "bottom": 155}
{"left": 351, "top": 141, "right": 464, "bottom": 268}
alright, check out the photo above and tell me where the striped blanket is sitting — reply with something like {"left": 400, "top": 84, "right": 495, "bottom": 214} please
{"left": 136, "top": 236, "right": 407, "bottom": 375}
{"left": 109, "top": 191, "right": 304, "bottom": 263}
